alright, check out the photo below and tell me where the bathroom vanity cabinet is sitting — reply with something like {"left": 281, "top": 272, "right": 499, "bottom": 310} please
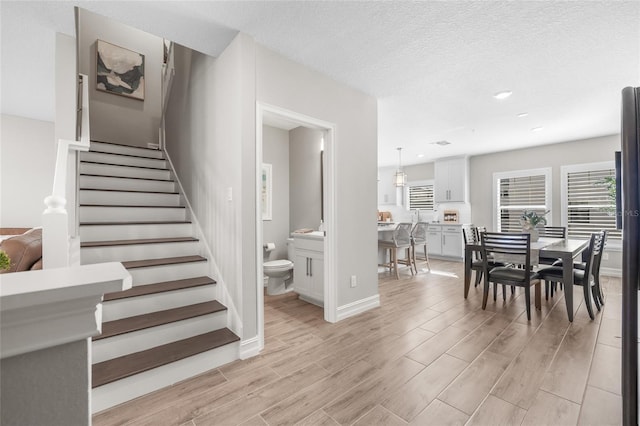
{"left": 292, "top": 233, "right": 324, "bottom": 307}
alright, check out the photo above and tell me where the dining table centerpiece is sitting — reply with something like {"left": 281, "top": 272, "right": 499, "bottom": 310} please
{"left": 520, "top": 210, "right": 549, "bottom": 242}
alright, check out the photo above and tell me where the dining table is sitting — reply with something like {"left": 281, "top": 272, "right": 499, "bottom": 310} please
{"left": 464, "top": 237, "right": 589, "bottom": 322}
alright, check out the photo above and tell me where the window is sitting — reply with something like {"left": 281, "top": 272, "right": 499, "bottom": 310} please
{"left": 493, "top": 168, "right": 552, "bottom": 232}
{"left": 562, "top": 162, "right": 621, "bottom": 241}
{"left": 406, "top": 181, "right": 434, "bottom": 211}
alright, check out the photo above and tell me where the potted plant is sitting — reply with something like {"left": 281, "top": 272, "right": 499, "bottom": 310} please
{"left": 0, "top": 249, "right": 11, "bottom": 272}
{"left": 520, "top": 210, "right": 549, "bottom": 241}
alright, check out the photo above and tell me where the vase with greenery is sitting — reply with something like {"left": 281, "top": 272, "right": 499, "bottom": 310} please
{"left": 520, "top": 210, "right": 549, "bottom": 241}
{"left": 0, "top": 249, "right": 11, "bottom": 271}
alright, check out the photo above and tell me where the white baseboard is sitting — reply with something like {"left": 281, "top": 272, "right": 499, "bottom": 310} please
{"left": 601, "top": 267, "right": 622, "bottom": 278}
{"left": 239, "top": 335, "right": 261, "bottom": 360}
{"left": 336, "top": 294, "right": 380, "bottom": 322}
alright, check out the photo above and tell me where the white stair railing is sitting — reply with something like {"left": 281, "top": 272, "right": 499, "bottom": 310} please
{"left": 42, "top": 74, "right": 90, "bottom": 269}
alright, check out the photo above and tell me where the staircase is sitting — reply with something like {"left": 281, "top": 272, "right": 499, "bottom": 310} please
{"left": 79, "top": 141, "right": 239, "bottom": 413}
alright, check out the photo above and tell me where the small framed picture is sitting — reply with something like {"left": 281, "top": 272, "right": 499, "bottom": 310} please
{"left": 261, "top": 163, "right": 272, "bottom": 221}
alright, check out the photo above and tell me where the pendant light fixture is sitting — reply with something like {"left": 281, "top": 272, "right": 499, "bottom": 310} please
{"left": 394, "top": 147, "right": 407, "bottom": 187}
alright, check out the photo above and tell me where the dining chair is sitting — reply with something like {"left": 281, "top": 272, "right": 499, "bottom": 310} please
{"left": 537, "top": 231, "right": 604, "bottom": 320}
{"left": 481, "top": 232, "right": 541, "bottom": 320}
{"left": 378, "top": 222, "right": 415, "bottom": 280}
{"left": 462, "top": 225, "right": 483, "bottom": 286}
{"left": 537, "top": 226, "right": 567, "bottom": 265}
{"left": 550, "top": 230, "right": 608, "bottom": 306}
{"left": 411, "top": 222, "right": 431, "bottom": 273}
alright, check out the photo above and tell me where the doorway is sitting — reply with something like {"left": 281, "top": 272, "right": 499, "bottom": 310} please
{"left": 255, "top": 102, "right": 337, "bottom": 352}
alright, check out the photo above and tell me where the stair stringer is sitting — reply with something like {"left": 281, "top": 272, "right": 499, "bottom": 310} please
{"left": 162, "top": 149, "right": 243, "bottom": 341}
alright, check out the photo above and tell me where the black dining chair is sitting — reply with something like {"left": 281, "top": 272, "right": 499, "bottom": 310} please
{"left": 463, "top": 225, "right": 483, "bottom": 287}
{"left": 550, "top": 230, "right": 608, "bottom": 307}
{"left": 537, "top": 231, "right": 604, "bottom": 320}
{"left": 481, "top": 232, "right": 541, "bottom": 320}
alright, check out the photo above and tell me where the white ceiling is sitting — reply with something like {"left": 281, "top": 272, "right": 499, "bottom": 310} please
{"left": 2, "top": 1, "right": 639, "bottom": 166}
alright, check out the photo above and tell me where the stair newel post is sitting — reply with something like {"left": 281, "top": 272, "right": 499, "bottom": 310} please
{"left": 42, "top": 74, "right": 90, "bottom": 268}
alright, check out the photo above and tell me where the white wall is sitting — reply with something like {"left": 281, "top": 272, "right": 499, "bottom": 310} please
{"left": 164, "top": 34, "right": 256, "bottom": 337}
{"left": 289, "top": 126, "right": 323, "bottom": 232}
{"left": 77, "top": 9, "right": 162, "bottom": 148}
{"left": 262, "top": 125, "right": 290, "bottom": 260}
{"left": 0, "top": 114, "right": 55, "bottom": 228}
{"left": 256, "top": 43, "right": 378, "bottom": 308}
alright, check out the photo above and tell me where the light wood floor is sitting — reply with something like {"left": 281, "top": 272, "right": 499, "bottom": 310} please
{"left": 93, "top": 259, "right": 623, "bottom": 426}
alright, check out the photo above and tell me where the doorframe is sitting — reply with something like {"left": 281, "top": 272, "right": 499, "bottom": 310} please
{"left": 255, "top": 102, "right": 337, "bottom": 351}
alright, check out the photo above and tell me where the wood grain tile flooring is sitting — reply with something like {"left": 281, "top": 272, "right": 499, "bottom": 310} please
{"left": 93, "top": 259, "right": 623, "bottom": 425}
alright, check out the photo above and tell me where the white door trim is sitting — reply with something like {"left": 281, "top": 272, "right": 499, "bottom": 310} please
{"left": 255, "top": 102, "right": 337, "bottom": 352}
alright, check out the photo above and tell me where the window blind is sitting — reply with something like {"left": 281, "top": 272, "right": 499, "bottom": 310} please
{"left": 408, "top": 184, "right": 434, "bottom": 211}
{"left": 498, "top": 174, "right": 548, "bottom": 232}
{"left": 566, "top": 168, "right": 621, "bottom": 240}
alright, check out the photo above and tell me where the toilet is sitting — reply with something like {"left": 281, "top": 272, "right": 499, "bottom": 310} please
{"left": 263, "top": 239, "right": 295, "bottom": 295}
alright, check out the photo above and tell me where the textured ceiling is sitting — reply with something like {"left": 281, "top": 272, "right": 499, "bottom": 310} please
{"left": 2, "top": 1, "right": 639, "bottom": 166}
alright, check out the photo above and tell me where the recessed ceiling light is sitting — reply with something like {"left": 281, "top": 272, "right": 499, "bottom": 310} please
{"left": 517, "top": 112, "right": 528, "bottom": 118}
{"left": 430, "top": 140, "right": 451, "bottom": 146}
{"left": 417, "top": 154, "right": 425, "bottom": 158}
{"left": 493, "top": 90, "right": 512, "bottom": 100}
{"left": 531, "top": 127, "right": 544, "bottom": 132}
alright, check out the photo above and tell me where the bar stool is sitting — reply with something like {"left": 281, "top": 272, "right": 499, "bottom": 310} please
{"left": 411, "top": 222, "right": 431, "bottom": 273}
{"left": 378, "top": 222, "right": 415, "bottom": 280}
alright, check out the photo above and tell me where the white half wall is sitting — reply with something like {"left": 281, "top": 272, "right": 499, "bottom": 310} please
{"left": 0, "top": 114, "right": 55, "bottom": 228}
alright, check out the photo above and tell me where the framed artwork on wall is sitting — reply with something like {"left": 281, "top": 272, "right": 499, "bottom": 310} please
{"left": 262, "top": 163, "right": 272, "bottom": 221}
{"left": 96, "top": 39, "right": 145, "bottom": 100}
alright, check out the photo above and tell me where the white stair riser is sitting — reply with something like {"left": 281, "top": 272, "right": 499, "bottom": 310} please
{"left": 128, "top": 261, "right": 208, "bottom": 286}
{"left": 79, "top": 190, "right": 181, "bottom": 206}
{"left": 92, "top": 311, "right": 227, "bottom": 364}
{"left": 81, "top": 152, "right": 167, "bottom": 169}
{"left": 80, "top": 162, "right": 171, "bottom": 181}
{"left": 80, "top": 175, "right": 175, "bottom": 193}
{"left": 102, "top": 284, "right": 217, "bottom": 322}
{"left": 82, "top": 241, "right": 200, "bottom": 264}
{"left": 92, "top": 342, "right": 239, "bottom": 413}
{"left": 80, "top": 223, "right": 193, "bottom": 242}
{"left": 89, "top": 142, "right": 164, "bottom": 159}
{"left": 79, "top": 206, "right": 186, "bottom": 223}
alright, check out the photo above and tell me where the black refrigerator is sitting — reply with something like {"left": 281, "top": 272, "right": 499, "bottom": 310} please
{"left": 621, "top": 86, "right": 640, "bottom": 425}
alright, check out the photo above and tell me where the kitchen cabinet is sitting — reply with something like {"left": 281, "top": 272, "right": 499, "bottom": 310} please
{"left": 426, "top": 227, "right": 442, "bottom": 256}
{"left": 434, "top": 157, "right": 468, "bottom": 203}
{"left": 293, "top": 235, "right": 324, "bottom": 307}
{"left": 426, "top": 224, "right": 463, "bottom": 259}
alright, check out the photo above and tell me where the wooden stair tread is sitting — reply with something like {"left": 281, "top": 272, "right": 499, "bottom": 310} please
{"left": 104, "top": 276, "right": 216, "bottom": 301}
{"left": 80, "top": 173, "right": 173, "bottom": 182}
{"left": 81, "top": 160, "right": 168, "bottom": 171}
{"left": 92, "top": 328, "right": 239, "bottom": 388}
{"left": 122, "top": 255, "right": 207, "bottom": 269}
{"left": 91, "top": 139, "right": 162, "bottom": 152}
{"left": 95, "top": 301, "right": 226, "bottom": 341}
{"left": 80, "top": 204, "right": 184, "bottom": 208}
{"left": 85, "top": 149, "right": 165, "bottom": 160}
{"left": 80, "top": 221, "right": 191, "bottom": 226}
{"left": 82, "top": 237, "right": 198, "bottom": 248}
{"left": 79, "top": 188, "right": 179, "bottom": 194}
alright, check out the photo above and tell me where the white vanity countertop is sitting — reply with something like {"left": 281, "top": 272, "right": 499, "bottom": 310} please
{"left": 292, "top": 231, "right": 325, "bottom": 240}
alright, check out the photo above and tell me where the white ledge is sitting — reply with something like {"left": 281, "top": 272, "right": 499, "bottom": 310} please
{"left": 0, "top": 262, "right": 132, "bottom": 359}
